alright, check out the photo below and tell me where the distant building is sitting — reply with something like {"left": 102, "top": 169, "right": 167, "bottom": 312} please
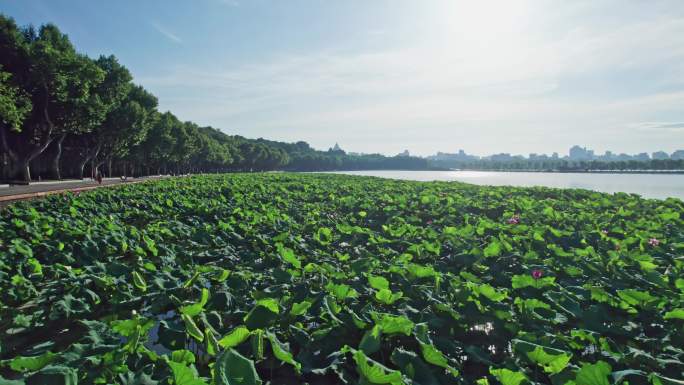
{"left": 427, "top": 149, "right": 478, "bottom": 162}
{"left": 652, "top": 151, "right": 669, "bottom": 160}
{"left": 569, "top": 145, "right": 593, "bottom": 160}
{"left": 600, "top": 151, "right": 614, "bottom": 161}
{"left": 328, "top": 143, "right": 345, "bottom": 154}
{"left": 397, "top": 150, "right": 410, "bottom": 157}
{"left": 425, "top": 146, "right": 682, "bottom": 163}
{"left": 489, "top": 153, "right": 513, "bottom": 162}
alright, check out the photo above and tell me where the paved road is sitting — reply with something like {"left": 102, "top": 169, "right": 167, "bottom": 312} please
{"left": 0, "top": 176, "right": 167, "bottom": 205}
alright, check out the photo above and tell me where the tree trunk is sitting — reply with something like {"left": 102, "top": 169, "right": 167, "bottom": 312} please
{"left": 0, "top": 124, "right": 19, "bottom": 180}
{"left": 14, "top": 141, "right": 53, "bottom": 182}
{"left": 76, "top": 157, "right": 90, "bottom": 180}
{"left": 14, "top": 85, "right": 58, "bottom": 183}
{"left": 1, "top": 152, "right": 7, "bottom": 180}
{"left": 16, "top": 158, "right": 31, "bottom": 182}
{"left": 50, "top": 134, "right": 66, "bottom": 180}
{"left": 14, "top": 131, "right": 54, "bottom": 182}
{"left": 89, "top": 144, "right": 101, "bottom": 179}
{"left": 91, "top": 159, "right": 106, "bottom": 182}
{"left": 108, "top": 158, "right": 113, "bottom": 178}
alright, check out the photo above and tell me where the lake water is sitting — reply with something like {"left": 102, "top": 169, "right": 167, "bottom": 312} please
{"left": 329, "top": 170, "right": 684, "bottom": 200}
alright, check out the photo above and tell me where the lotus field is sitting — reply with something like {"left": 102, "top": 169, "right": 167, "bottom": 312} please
{"left": 1, "top": 173, "right": 684, "bottom": 385}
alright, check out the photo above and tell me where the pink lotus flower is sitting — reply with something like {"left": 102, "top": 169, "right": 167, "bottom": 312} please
{"left": 531, "top": 269, "right": 543, "bottom": 279}
{"left": 426, "top": 220, "right": 433, "bottom": 225}
{"left": 648, "top": 238, "right": 660, "bottom": 247}
{"left": 507, "top": 215, "right": 520, "bottom": 225}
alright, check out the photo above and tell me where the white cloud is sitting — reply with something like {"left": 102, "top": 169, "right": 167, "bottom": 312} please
{"left": 630, "top": 122, "right": 684, "bottom": 133}
{"left": 150, "top": 21, "right": 182, "bottom": 44}
{"left": 138, "top": 1, "right": 684, "bottom": 155}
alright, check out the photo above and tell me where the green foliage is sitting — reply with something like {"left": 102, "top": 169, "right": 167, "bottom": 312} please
{"left": 352, "top": 349, "right": 404, "bottom": 385}
{"left": 0, "top": 67, "right": 31, "bottom": 131}
{"left": 276, "top": 243, "right": 301, "bottom": 268}
{"left": 289, "top": 300, "right": 312, "bottom": 316}
{"left": 316, "top": 227, "right": 333, "bottom": 245}
{"left": 575, "top": 361, "right": 612, "bottom": 385}
{"left": 375, "top": 288, "right": 403, "bottom": 305}
{"left": 181, "top": 314, "right": 203, "bottom": 342}
{"left": 25, "top": 366, "right": 78, "bottom": 385}
{"left": 265, "top": 332, "right": 301, "bottom": 372}
{"left": 526, "top": 346, "right": 571, "bottom": 374}
{"left": 368, "top": 275, "right": 390, "bottom": 290}
{"left": 218, "top": 326, "right": 252, "bottom": 349}
{"left": 0, "top": 173, "right": 682, "bottom": 384}
{"left": 490, "top": 368, "right": 527, "bottom": 385}
{"left": 179, "top": 288, "right": 210, "bottom": 317}
{"left": 8, "top": 352, "right": 56, "bottom": 372}
{"left": 511, "top": 274, "right": 555, "bottom": 289}
{"left": 167, "top": 360, "right": 208, "bottom": 385}
{"left": 484, "top": 240, "right": 502, "bottom": 257}
{"left": 170, "top": 350, "right": 196, "bottom": 365}
{"left": 663, "top": 308, "right": 684, "bottom": 320}
{"left": 214, "top": 349, "right": 261, "bottom": 385}
{"left": 132, "top": 271, "right": 147, "bottom": 292}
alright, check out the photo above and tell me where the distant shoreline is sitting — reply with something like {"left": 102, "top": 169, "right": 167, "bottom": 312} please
{"left": 324, "top": 168, "right": 684, "bottom": 175}
{"left": 447, "top": 169, "right": 684, "bottom": 175}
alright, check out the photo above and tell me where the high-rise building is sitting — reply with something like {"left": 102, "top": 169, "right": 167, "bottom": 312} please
{"left": 569, "top": 145, "right": 592, "bottom": 160}
{"left": 652, "top": 151, "right": 669, "bottom": 160}
{"left": 671, "top": 150, "right": 684, "bottom": 160}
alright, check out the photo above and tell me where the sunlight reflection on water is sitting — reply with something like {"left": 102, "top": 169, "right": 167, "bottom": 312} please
{"left": 327, "top": 170, "right": 684, "bottom": 200}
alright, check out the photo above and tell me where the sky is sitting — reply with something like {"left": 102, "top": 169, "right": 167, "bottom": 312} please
{"left": 2, "top": 0, "right": 684, "bottom": 156}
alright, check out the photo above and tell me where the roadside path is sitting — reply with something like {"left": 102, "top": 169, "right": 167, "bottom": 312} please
{"left": 0, "top": 176, "right": 167, "bottom": 206}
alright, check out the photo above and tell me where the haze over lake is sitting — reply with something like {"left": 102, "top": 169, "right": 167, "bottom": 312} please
{"left": 331, "top": 170, "right": 684, "bottom": 200}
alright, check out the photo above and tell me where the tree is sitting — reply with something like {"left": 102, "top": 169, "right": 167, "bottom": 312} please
{"left": 0, "top": 66, "right": 31, "bottom": 179}
{"left": 0, "top": 18, "right": 104, "bottom": 181}
{"left": 133, "top": 111, "right": 178, "bottom": 175}
{"left": 65, "top": 55, "right": 132, "bottom": 179}
{"left": 99, "top": 84, "right": 157, "bottom": 176}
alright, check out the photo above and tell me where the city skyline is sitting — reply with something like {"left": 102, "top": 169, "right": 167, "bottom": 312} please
{"left": 433, "top": 145, "right": 684, "bottom": 161}
{"left": 344, "top": 144, "right": 684, "bottom": 161}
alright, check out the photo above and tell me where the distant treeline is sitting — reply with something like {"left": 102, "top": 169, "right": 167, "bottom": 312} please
{"left": 430, "top": 158, "right": 684, "bottom": 171}
{"left": 0, "top": 15, "right": 429, "bottom": 182}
